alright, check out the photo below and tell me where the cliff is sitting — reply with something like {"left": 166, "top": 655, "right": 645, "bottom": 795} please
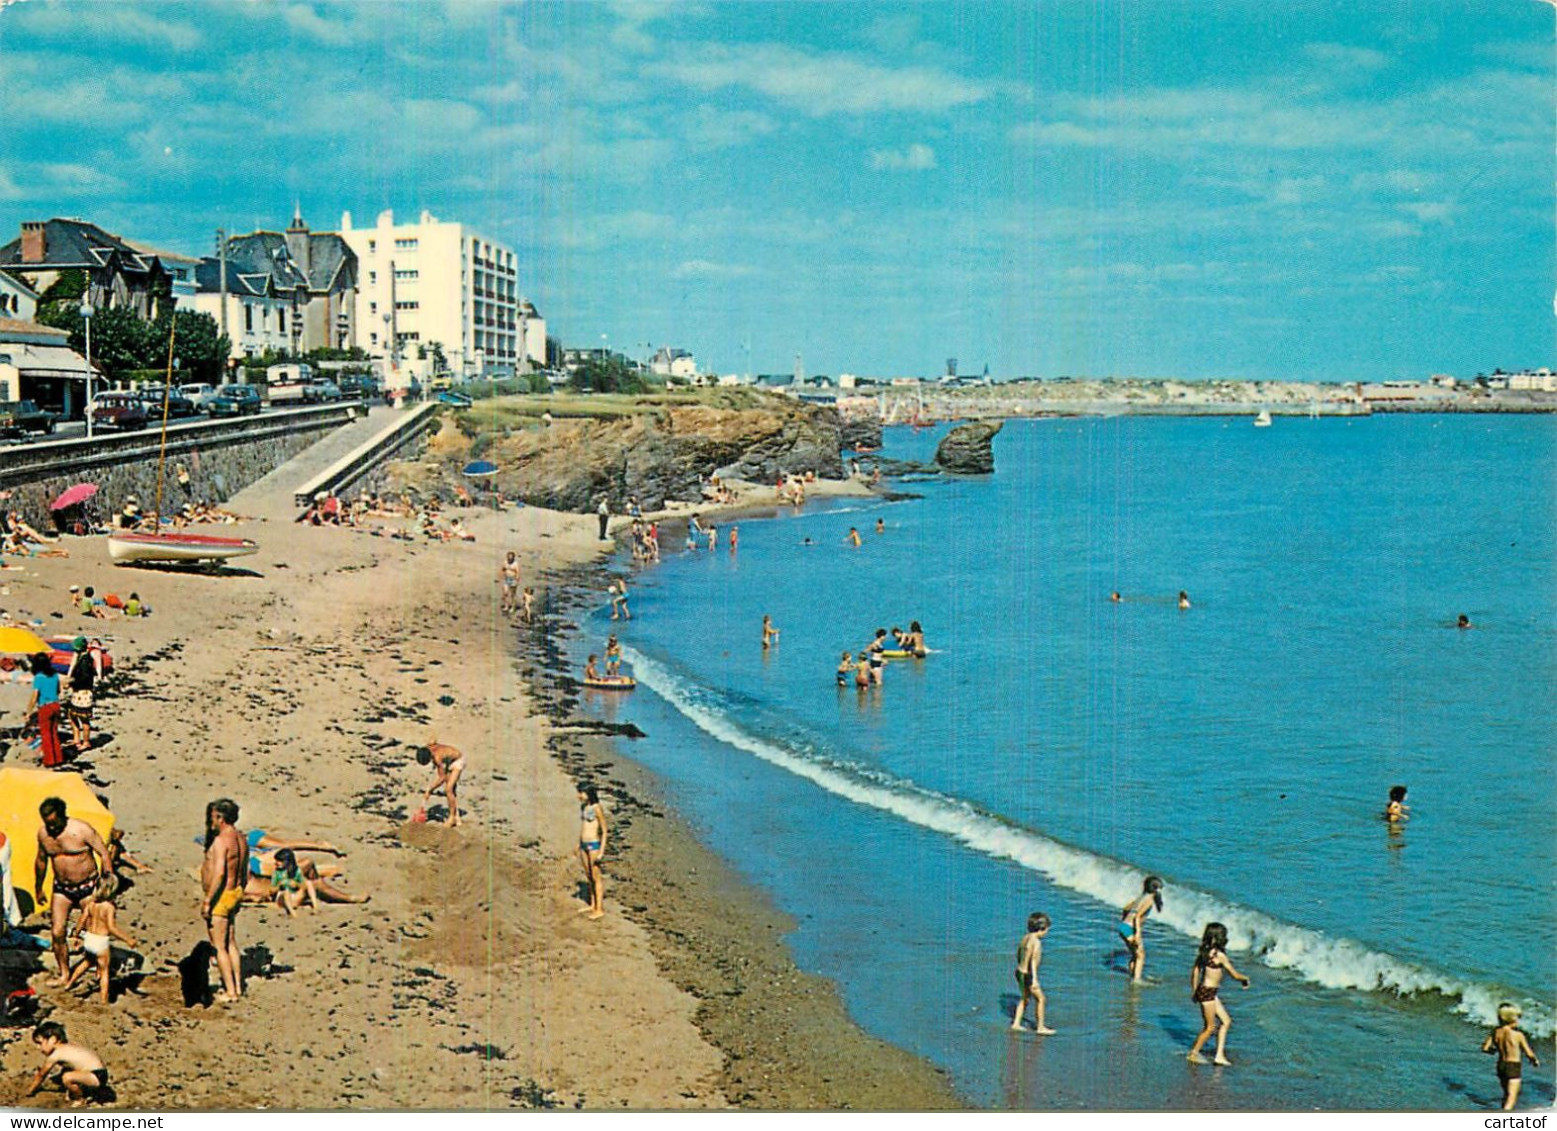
{"left": 408, "top": 398, "right": 848, "bottom": 513}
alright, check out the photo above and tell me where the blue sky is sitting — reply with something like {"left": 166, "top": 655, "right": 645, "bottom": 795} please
{"left": 0, "top": 0, "right": 1552, "bottom": 380}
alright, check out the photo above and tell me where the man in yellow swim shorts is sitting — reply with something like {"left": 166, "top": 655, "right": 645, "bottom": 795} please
{"left": 201, "top": 799, "right": 249, "bottom": 1003}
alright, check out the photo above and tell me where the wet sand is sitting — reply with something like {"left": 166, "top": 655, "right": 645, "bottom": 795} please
{"left": 0, "top": 467, "right": 958, "bottom": 1110}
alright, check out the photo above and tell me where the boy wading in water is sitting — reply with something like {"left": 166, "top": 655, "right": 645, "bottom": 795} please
{"left": 1186, "top": 922, "right": 1251, "bottom": 1065}
{"left": 577, "top": 784, "right": 608, "bottom": 920}
{"left": 1010, "top": 912, "right": 1056, "bottom": 1034}
{"left": 1484, "top": 1002, "right": 1541, "bottom": 1110}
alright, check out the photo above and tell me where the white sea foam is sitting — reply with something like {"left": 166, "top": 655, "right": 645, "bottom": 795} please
{"left": 623, "top": 645, "right": 1554, "bottom": 1037}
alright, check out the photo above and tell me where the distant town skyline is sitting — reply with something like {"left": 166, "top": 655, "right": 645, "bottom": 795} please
{"left": 0, "top": 0, "right": 1551, "bottom": 381}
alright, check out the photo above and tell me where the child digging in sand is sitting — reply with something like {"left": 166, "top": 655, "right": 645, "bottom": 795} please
{"left": 1010, "top": 912, "right": 1056, "bottom": 1034}
{"left": 25, "top": 1022, "right": 109, "bottom": 1106}
{"left": 1484, "top": 1002, "right": 1541, "bottom": 1110}
{"left": 63, "top": 875, "right": 138, "bottom": 1005}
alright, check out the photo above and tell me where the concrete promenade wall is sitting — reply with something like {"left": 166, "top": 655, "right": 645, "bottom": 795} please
{"left": 0, "top": 405, "right": 358, "bottom": 528}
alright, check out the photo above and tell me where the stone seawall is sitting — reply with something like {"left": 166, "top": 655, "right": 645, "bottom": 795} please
{"left": 1, "top": 409, "right": 352, "bottom": 529}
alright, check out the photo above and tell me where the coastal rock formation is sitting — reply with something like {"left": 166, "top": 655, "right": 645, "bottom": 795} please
{"left": 839, "top": 416, "right": 883, "bottom": 452}
{"left": 420, "top": 399, "right": 848, "bottom": 513}
{"left": 934, "top": 419, "right": 1003, "bottom": 474}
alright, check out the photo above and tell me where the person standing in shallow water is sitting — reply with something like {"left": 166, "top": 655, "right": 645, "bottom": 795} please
{"left": 1483, "top": 1002, "right": 1541, "bottom": 1110}
{"left": 1119, "top": 876, "right": 1164, "bottom": 982}
{"left": 1010, "top": 912, "right": 1056, "bottom": 1034}
{"left": 1186, "top": 922, "right": 1250, "bottom": 1065}
{"left": 577, "top": 784, "right": 609, "bottom": 921}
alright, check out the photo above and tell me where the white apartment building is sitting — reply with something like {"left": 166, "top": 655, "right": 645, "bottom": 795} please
{"left": 340, "top": 209, "right": 544, "bottom": 379}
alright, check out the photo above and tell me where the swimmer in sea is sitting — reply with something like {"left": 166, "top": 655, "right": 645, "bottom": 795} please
{"left": 577, "top": 783, "right": 609, "bottom": 920}
{"left": 846, "top": 527, "right": 862, "bottom": 548}
{"left": 900, "top": 620, "right": 927, "bottom": 657}
{"left": 761, "top": 615, "right": 780, "bottom": 650}
{"left": 1119, "top": 876, "right": 1164, "bottom": 982}
{"left": 1010, "top": 912, "right": 1056, "bottom": 1034}
{"left": 875, "top": 518, "right": 885, "bottom": 535}
{"left": 1178, "top": 590, "right": 1191, "bottom": 610}
{"left": 1384, "top": 784, "right": 1410, "bottom": 823}
{"left": 836, "top": 651, "right": 853, "bottom": 686}
{"left": 1484, "top": 1002, "right": 1541, "bottom": 1110}
{"left": 1110, "top": 591, "right": 1122, "bottom": 603}
{"left": 1186, "top": 922, "right": 1250, "bottom": 1065}
{"left": 1456, "top": 613, "right": 1473, "bottom": 629}
{"left": 854, "top": 652, "right": 871, "bottom": 689}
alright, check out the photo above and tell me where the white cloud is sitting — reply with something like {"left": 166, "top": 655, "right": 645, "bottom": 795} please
{"left": 672, "top": 260, "right": 757, "bottom": 280}
{"left": 869, "top": 143, "right": 937, "bottom": 171}
{"left": 683, "top": 106, "right": 778, "bottom": 149}
{"left": 10, "top": 3, "right": 204, "bottom": 51}
{"left": 280, "top": 4, "right": 354, "bottom": 46}
{"left": 1302, "top": 43, "right": 1390, "bottom": 72}
{"left": 648, "top": 44, "right": 991, "bottom": 116}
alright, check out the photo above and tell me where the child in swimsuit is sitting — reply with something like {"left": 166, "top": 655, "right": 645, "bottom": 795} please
{"left": 836, "top": 651, "right": 853, "bottom": 686}
{"left": 26, "top": 1022, "right": 110, "bottom": 1105}
{"left": 577, "top": 784, "right": 609, "bottom": 921}
{"left": 1119, "top": 876, "right": 1164, "bottom": 982}
{"left": 1010, "top": 912, "right": 1056, "bottom": 1034}
{"left": 605, "top": 636, "right": 622, "bottom": 677}
{"left": 762, "top": 616, "right": 780, "bottom": 650}
{"left": 63, "top": 876, "right": 138, "bottom": 1006}
{"left": 269, "top": 849, "right": 319, "bottom": 916}
{"left": 1484, "top": 1002, "right": 1541, "bottom": 1110}
{"left": 1384, "top": 784, "right": 1410, "bottom": 824}
{"left": 1186, "top": 922, "right": 1250, "bottom": 1065}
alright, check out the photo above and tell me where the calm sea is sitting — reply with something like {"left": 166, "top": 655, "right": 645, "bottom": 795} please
{"left": 572, "top": 414, "right": 1555, "bottom": 1110}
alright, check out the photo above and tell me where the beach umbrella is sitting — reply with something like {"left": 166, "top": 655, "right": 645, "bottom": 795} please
{"left": 0, "top": 626, "right": 48, "bottom": 655}
{"left": 462, "top": 460, "right": 500, "bottom": 478}
{"left": 49, "top": 483, "right": 98, "bottom": 511}
{"left": 0, "top": 768, "right": 113, "bottom": 912}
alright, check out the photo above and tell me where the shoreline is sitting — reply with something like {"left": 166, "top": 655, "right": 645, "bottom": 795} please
{"left": 0, "top": 456, "right": 960, "bottom": 1110}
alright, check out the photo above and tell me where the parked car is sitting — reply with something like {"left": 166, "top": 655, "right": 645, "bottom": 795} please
{"left": 0, "top": 399, "right": 58, "bottom": 438}
{"left": 134, "top": 385, "right": 199, "bottom": 419}
{"left": 337, "top": 373, "right": 378, "bottom": 400}
{"left": 206, "top": 384, "right": 263, "bottom": 417}
{"left": 87, "top": 392, "right": 149, "bottom": 431}
{"left": 180, "top": 383, "right": 218, "bottom": 409}
{"left": 301, "top": 379, "right": 342, "bottom": 404}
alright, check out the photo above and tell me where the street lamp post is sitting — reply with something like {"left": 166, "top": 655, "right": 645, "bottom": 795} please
{"left": 80, "top": 299, "right": 94, "bottom": 438}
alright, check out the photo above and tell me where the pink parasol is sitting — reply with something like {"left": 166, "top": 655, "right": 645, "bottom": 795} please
{"left": 49, "top": 483, "right": 98, "bottom": 511}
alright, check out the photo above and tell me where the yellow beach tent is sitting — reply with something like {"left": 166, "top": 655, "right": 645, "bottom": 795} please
{"left": 0, "top": 769, "right": 113, "bottom": 916}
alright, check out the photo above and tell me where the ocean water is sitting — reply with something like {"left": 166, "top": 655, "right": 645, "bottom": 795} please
{"left": 571, "top": 415, "right": 1555, "bottom": 1110}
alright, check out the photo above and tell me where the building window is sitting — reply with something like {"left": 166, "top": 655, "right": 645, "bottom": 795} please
{"left": 395, "top": 238, "right": 418, "bottom": 251}
{"left": 369, "top": 302, "right": 377, "bottom": 315}
{"left": 395, "top": 300, "right": 419, "bottom": 311}
{"left": 370, "top": 332, "right": 378, "bottom": 346}
{"left": 278, "top": 307, "right": 286, "bottom": 333}
{"left": 368, "top": 239, "right": 376, "bottom": 253}
{"left": 244, "top": 305, "right": 253, "bottom": 332}
{"left": 394, "top": 269, "right": 418, "bottom": 281}
{"left": 369, "top": 271, "right": 376, "bottom": 285}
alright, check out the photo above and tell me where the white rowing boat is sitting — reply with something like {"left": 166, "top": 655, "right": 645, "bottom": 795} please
{"left": 108, "top": 531, "right": 259, "bottom": 565}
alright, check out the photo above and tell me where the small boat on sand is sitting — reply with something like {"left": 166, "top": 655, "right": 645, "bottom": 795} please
{"left": 108, "top": 531, "right": 259, "bottom": 565}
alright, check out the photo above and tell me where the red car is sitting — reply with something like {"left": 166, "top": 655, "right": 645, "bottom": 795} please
{"left": 87, "top": 392, "right": 149, "bottom": 431}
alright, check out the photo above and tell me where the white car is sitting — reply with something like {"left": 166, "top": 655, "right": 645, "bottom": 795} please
{"left": 180, "top": 383, "right": 218, "bottom": 409}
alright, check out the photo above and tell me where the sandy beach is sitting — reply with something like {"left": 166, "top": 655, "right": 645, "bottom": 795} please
{"left": 0, "top": 451, "right": 958, "bottom": 1110}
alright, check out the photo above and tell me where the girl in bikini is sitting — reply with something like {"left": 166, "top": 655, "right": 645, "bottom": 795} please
{"left": 1119, "top": 876, "right": 1164, "bottom": 982}
{"left": 1186, "top": 922, "right": 1250, "bottom": 1065}
{"left": 577, "top": 784, "right": 608, "bottom": 921}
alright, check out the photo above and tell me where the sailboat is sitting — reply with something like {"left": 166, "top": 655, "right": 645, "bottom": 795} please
{"left": 107, "top": 321, "right": 259, "bottom": 566}
{"left": 1253, "top": 409, "right": 1273, "bottom": 428}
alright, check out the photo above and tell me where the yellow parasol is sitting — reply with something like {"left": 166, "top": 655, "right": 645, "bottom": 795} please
{"left": 0, "top": 627, "right": 49, "bottom": 656}
{"left": 0, "top": 769, "right": 114, "bottom": 916}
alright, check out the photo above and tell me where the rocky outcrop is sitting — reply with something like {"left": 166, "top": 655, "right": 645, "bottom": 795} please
{"left": 839, "top": 416, "right": 883, "bottom": 452}
{"left": 406, "top": 399, "right": 850, "bottom": 514}
{"left": 934, "top": 419, "right": 1002, "bottom": 474}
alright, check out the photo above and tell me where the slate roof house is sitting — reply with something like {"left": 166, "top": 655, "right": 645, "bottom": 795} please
{"left": 0, "top": 217, "right": 172, "bottom": 318}
{"left": 223, "top": 210, "right": 357, "bottom": 352}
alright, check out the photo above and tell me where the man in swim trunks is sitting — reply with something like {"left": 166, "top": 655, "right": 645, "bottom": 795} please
{"left": 35, "top": 797, "right": 110, "bottom": 986}
{"left": 499, "top": 552, "right": 521, "bottom": 614}
{"left": 202, "top": 798, "right": 249, "bottom": 1002}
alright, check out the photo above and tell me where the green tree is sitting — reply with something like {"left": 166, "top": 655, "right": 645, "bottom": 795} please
{"left": 38, "top": 269, "right": 87, "bottom": 303}
{"left": 425, "top": 340, "right": 449, "bottom": 374}
{"left": 151, "top": 309, "right": 230, "bottom": 382}
{"left": 569, "top": 355, "right": 644, "bottom": 394}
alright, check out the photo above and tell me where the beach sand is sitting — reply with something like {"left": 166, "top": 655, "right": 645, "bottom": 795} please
{"left": 0, "top": 462, "right": 958, "bottom": 1110}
